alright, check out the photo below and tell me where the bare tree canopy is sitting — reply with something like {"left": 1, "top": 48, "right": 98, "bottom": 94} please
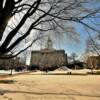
{"left": 86, "top": 33, "right": 100, "bottom": 56}
{"left": 0, "top": 0, "right": 100, "bottom": 59}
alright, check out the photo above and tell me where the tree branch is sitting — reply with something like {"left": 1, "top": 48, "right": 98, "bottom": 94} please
{"left": 6, "top": 6, "right": 52, "bottom": 53}
{"left": 0, "top": 35, "right": 45, "bottom": 59}
{"left": 0, "top": 0, "right": 41, "bottom": 52}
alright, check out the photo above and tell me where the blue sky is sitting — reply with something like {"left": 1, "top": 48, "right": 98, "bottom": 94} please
{"left": 59, "top": 2, "right": 100, "bottom": 56}
{"left": 57, "top": 20, "right": 99, "bottom": 56}
{"left": 56, "top": 29, "right": 88, "bottom": 56}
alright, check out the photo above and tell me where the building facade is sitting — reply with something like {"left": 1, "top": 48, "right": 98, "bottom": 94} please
{"left": 86, "top": 56, "right": 100, "bottom": 69}
{"left": 30, "top": 37, "right": 68, "bottom": 70}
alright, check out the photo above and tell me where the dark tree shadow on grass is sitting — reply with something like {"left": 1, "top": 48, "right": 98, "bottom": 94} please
{"left": 0, "top": 80, "right": 15, "bottom": 84}
{"left": 0, "top": 89, "right": 100, "bottom": 98}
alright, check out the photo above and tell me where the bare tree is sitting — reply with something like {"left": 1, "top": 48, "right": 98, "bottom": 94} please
{"left": 0, "top": 0, "right": 100, "bottom": 59}
{"left": 86, "top": 33, "right": 100, "bottom": 56}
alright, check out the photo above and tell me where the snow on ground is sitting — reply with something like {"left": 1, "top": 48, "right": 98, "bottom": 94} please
{"left": 0, "top": 68, "right": 100, "bottom": 75}
{"left": 0, "top": 70, "right": 28, "bottom": 75}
